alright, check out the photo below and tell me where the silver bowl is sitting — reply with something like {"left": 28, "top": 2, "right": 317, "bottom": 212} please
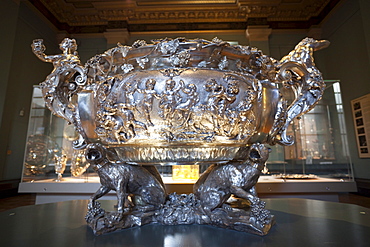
{"left": 31, "top": 36, "right": 329, "bottom": 235}
{"left": 32, "top": 37, "right": 329, "bottom": 166}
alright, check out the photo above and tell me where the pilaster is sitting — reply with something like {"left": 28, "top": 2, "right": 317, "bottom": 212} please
{"left": 104, "top": 29, "right": 130, "bottom": 48}
{"left": 246, "top": 25, "right": 272, "bottom": 54}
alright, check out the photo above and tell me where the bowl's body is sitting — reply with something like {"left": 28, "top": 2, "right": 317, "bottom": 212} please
{"left": 32, "top": 37, "right": 328, "bottom": 166}
{"left": 80, "top": 67, "right": 281, "bottom": 165}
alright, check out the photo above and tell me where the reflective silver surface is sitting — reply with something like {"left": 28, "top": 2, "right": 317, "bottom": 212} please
{"left": 32, "top": 37, "right": 328, "bottom": 235}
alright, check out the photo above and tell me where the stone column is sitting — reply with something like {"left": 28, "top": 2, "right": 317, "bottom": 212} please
{"left": 246, "top": 25, "right": 272, "bottom": 55}
{"left": 103, "top": 28, "right": 130, "bottom": 48}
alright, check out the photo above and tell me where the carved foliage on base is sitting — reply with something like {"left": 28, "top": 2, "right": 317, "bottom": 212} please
{"left": 86, "top": 193, "right": 274, "bottom": 236}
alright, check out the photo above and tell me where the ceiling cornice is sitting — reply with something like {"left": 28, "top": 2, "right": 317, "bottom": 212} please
{"left": 28, "top": 0, "right": 341, "bottom": 34}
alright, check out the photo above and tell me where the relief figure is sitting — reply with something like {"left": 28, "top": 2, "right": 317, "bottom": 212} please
{"left": 234, "top": 89, "right": 257, "bottom": 139}
{"left": 114, "top": 103, "right": 148, "bottom": 142}
{"left": 95, "top": 105, "right": 122, "bottom": 143}
{"left": 204, "top": 79, "right": 230, "bottom": 134}
{"left": 96, "top": 103, "right": 147, "bottom": 143}
{"left": 159, "top": 79, "right": 184, "bottom": 124}
{"left": 175, "top": 83, "right": 199, "bottom": 126}
{"left": 121, "top": 80, "right": 138, "bottom": 107}
{"left": 137, "top": 79, "right": 160, "bottom": 126}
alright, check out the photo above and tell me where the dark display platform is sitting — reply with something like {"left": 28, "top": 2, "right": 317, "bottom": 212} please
{"left": 1, "top": 198, "right": 369, "bottom": 247}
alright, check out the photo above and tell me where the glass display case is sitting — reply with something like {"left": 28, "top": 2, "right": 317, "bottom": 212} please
{"left": 19, "top": 82, "right": 356, "bottom": 204}
{"left": 266, "top": 80, "right": 353, "bottom": 179}
{"left": 21, "top": 86, "right": 94, "bottom": 183}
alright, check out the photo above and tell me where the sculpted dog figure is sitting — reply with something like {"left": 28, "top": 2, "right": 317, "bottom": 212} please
{"left": 194, "top": 143, "right": 270, "bottom": 213}
{"left": 86, "top": 143, "right": 166, "bottom": 212}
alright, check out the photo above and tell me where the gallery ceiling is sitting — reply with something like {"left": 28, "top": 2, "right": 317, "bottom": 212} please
{"left": 28, "top": 0, "right": 341, "bottom": 34}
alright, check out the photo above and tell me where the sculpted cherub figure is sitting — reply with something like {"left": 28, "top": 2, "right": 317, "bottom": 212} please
{"left": 159, "top": 79, "right": 184, "bottom": 123}
{"left": 121, "top": 80, "right": 138, "bottom": 107}
{"left": 138, "top": 79, "right": 160, "bottom": 126}
{"left": 32, "top": 38, "right": 80, "bottom": 71}
{"left": 31, "top": 38, "right": 87, "bottom": 130}
{"left": 175, "top": 83, "right": 199, "bottom": 126}
{"left": 32, "top": 38, "right": 81, "bottom": 91}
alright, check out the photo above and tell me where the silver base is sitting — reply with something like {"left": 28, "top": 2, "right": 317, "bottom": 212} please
{"left": 86, "top": 194, "right": 275, "bottom": 236}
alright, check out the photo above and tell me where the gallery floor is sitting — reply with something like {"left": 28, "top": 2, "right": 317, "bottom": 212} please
{"left": 1, "top": 197, "right": 369, "bottom": 247}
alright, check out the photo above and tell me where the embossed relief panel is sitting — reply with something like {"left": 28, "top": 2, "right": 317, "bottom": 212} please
{"left": 95, "top": 69, "right": 260, "bottom": 145}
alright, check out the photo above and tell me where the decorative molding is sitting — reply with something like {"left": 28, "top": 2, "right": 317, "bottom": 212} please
{"left": 29, "top": 0, "right": 341, "bottom": 34}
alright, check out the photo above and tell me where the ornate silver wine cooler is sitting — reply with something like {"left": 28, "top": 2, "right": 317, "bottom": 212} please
{"left": 31, "top": 36, "right": 329, "bottom": 236}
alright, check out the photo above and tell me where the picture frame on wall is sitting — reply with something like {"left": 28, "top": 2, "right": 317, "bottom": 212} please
{"left": 351, "top": 93, "right": 370, "bottom": 158}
